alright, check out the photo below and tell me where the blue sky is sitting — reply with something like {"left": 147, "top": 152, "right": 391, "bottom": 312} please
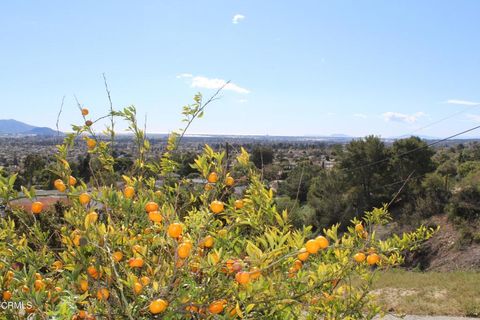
{"left": 1, "top": 1, "right": 480, "bottom": 137}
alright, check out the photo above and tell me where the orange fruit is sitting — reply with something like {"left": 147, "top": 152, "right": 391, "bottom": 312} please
{"left": 34, "top": 279, "right": 45, "bottom": 291}
{"left": 177, "top": 243, "right": 191, "bottom": 259}
{"left": 86, "top": 138, "right": 96, "bottom": 150}
{"left": 2, "top": 290, "right": 12, "bottom": 301}
{"left": 298, "top": 249, "right": 309, "bottom": 261}
{"left": 235, "top": 271, "right": 250, "bottom": 285}
{"left": 293, "top": 259, "right": 303, "bottom": 271}
{"left": 315, "top": 236, "right": 329, "bottom": 249}
{"left": 145, "top": 201, "right": 159, "bottom": 213}
{"left": 202, "top": 235, "right": 214, "bottom": 248}
{"left": 288, "top": 267, "right": 297, "bottom": 278}
{"left": 87, "top": 266, "right": 100, "bottom": 279}
{"left": 168, "top": 223, "right": 183, "bottom": 238}
{"left": 52, "top": 260, "right": 63, "bottom": 271}
{"left": 204, "top": 183, "right": 214, "bottom": 191}
{"left": 140, "top": 276, "right": 150, "bottom": 286}
{"left": 69, "top": 176, "right": 77, "bottom": 186}
{"left": 186, "top": 305, "right": 199, "bottom": 313}
{"left": 81, "top": 108, "right": 89, "bottom": 116}
{"left": 209, "top": 200, "right": 224, "bottom": 214}
{"left": 31, "top": 201, "right": 43, "bottom": 214}
{"left": 22, "top": 285, "right": 30, "bottom": 293}
{"left": 96, "top": 288, "right": 109, "bottom": 300}
{"left": 79, "top": 279, "right": 88, "bottom": 292}
{"left": 148, "top": 211, "right": 163, "bottom": 223}
{"left": 353, "top": 252, "right": 366, "bottom": 263}
{"left": 54, "top": 179, "right": 66, "bottom": 192}
{"left": 112, "top": 251, "right": 123, "bottom": 262}
{"left": 367, "top": 253, "right": 380, "bottom": 265}
{"left": 305, "top": 239, "right": 321, "bottom": 254}
{"left": 355, "top": 223, "right": 364, "bottom": 233}
{"left": 85, "top": 120, "right": 93, "bottom": 127}
{"left": 133, "top": 282, "right": 143, "bottom": 295}
{"left": 208, "top": 300, "right": 225, "bottom": 314}
{"left": 234, "top": 199, "right": 244, "bottom": 209}
{"left": 226, "top": 259, "right": 235, "bottom": 273}
{"left": 149, "top": 299, "right": 168, "bottom": 314}
{"left": 123, "top": 186, "right": 135, "bottom": 199}
{"left": 207, "top": 172, "right": 218, "bottom": 183}
{"left": 225, "top": 176, "right": 235, "bottom": 186}
{"left": 79, "top": 193, "right": 91, "bottom": 205}
{"left": 250, "top": 267, "right": 261, "bottom": 280}
{"left": 128, "top": 257, "right": 144, "bottom": 268}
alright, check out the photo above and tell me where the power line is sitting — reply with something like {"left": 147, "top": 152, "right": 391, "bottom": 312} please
{"left": 343, "top": 124, "right": 480, "bottom": 173}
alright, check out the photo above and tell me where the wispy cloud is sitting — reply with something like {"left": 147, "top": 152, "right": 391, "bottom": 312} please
{"left": 446, "top": 99, "right": 480, "bottom": 106}
{"left": 232, "top": 14, "right": 245, "bottom": 24}
{"left": 353, "top": 113, "right": 367, "bottom": 119}
{"left": 382, "top": 112, "right": 425, "bottom": 124}
{"left": 177, "top": 74, "right": 250, "bottom": 94}
{"left": 467, "top": 114, "right": 480, "bottom": 123}
{"left": 176, "top": 73, "right": 192, "bottom": 79}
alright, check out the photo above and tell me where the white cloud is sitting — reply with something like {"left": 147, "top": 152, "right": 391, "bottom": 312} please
{"left": 353, "top": 113, "right": 367, "bottom": 119}
{"left": 232, "top": 14, "right": 245, "bottom": 24}
{"left": 467, "top": 114, "right": 480, "bottom": 123}
{"left": 382, "top": 112, "right": 425, "bottom": 124}
{"left": 176, "top": 73, "right": 192, "bottom": 79}
{"left": 446, "top": 99, "right": 480, "bottom": 106}
{"left": 177, "top": 74, "right": 250, "bottom": 94}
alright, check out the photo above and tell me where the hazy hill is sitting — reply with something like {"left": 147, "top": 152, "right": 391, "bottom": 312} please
{"left": 0, "top": 119, "right": 59, "bottom": 136}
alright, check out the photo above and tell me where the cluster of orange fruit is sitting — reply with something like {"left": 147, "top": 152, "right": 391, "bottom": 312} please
{"left": 352, "top": 224, "right": 381, "bottom": 266}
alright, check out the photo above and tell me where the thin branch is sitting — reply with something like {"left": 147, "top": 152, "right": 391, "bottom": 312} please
{"left": 174, "top": 81, "right": 229, "bottom": 149}
{"left": 386, "top": 170, "right": 415, "bottom": 209}
{"left": 56, "top": 95, "right": 65, "bottom": 142}
{"left": 102, "top": 73, "right": 115, "bottom": 154}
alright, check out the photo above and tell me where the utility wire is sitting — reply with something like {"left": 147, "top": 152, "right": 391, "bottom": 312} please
{"left": 342, "top": 124, "right": 480, "bottom": 173}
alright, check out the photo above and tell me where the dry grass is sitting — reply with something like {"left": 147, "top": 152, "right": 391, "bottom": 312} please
{"left": 371, "top": 269, "right": 480, "bottom": 317}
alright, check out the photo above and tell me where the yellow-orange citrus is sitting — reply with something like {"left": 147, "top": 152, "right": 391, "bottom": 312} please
{"left": 234, "top": 199, "right": 244, "bottom": 209}
{"left": 298, "top": 249, "right": 309, "bottom": 261}
{"left": 112, "top": 251, "right": 123, "bottom": 262}
{"left": 81, "top": 108, "right": 89, "bottom": 116}
{"left": 367, "top": 253, "right": 380, "bottom": 265}
{"left": 133, "top": 282, "right": 143, "bottom": 295}
{"left": 305, "top": 239, "right": 321, "bottom": 254}
{"left": 149, "top": 299, "right": 168, "bottom": 314}
{"left": 79, "top": 193, "right": 91, "bottom": 205}
{"left": 96, "top": 288, "right": 109, "bottom": 300}
{"left": 315, "top": 236, "right": 329, "bottom": 249}
{"left": 353, "top": 252, "right": 366, "bottom": 263}
{"left": 128, "top": 257, "right": 144, "bottom": 268}
{"left": 145, "top": 201, "right": 159, "bottom": 213}
{"left": 208, "top": 300, "right": 225, "bottom": 314}
{"left": 124, "top": 186, "right": 135, "bottom": 199}
{"left": 31, "top": 201, "right": 43, "bottom": 214}
{"left": 210, "top": 200, "right": 224, "bottom": 214}
{"left": 207, "top": 172, "right": 218, "bottom": 183}
{"left": 177, "top": 243, "right": 191, "bottom": 259}
{"left": 54, "top": 179, "right": 66, "bottom": 192}
{"left": 69, "top": 176, "right": 77, "bottom": 186}
{"left": 148, "top": 211, "right": 163, "bottom": 223}
{"left": 167, "top": 223, "right": 183, "bottom": 238}
{"left": 2, "top": 290, "right": 12, "bottom": 301}
{"left": 86, "top": 138, "right": 96, "bottom": 150}
{"left": 235, "top": 271, "right": 250, "bottom": 285}
{"left": 225, "top": 176, "right": 235, "bottom": 186}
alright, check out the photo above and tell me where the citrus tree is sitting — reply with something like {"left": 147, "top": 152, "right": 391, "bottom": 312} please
{"left": 0, "top": 95, "right": 436, "bottom": 320}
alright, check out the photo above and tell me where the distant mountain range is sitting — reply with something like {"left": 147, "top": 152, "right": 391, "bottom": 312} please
{"left": 0, "top": 119, "right": 59, "bottom": 136}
